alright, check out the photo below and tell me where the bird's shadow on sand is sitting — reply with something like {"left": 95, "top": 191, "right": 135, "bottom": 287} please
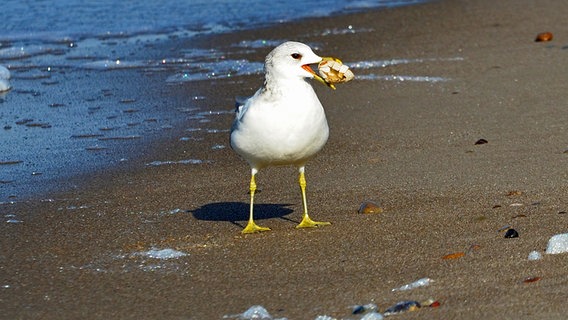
{"left": 191, "top": 202, "right": 296, "bottom": 228}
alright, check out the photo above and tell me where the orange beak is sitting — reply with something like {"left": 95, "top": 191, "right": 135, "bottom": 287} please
{"left": 301, "top": 64, "right": 316, "bottom": 75}
{"left": 302, "top": 64, "right": 336, "bottom": 90}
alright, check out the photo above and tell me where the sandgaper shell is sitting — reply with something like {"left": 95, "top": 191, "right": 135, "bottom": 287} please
{"left": 318, "top": 59, "right": 354, "bottom": 84}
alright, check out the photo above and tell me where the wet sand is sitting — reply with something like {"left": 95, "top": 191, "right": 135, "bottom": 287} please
{"left": 2, "top": 0, "right": 568, "bottom": 319}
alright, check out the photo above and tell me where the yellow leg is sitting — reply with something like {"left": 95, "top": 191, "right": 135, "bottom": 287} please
{"left": 242, "top": 170, "right": 270, "bottom": 234}
{"left": 296, "top": 168, "right": 331, "bottom": 229}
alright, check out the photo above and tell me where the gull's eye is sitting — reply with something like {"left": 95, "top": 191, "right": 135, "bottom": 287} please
{"left": 291, "top": 53, "right": 302, "bottom": 60}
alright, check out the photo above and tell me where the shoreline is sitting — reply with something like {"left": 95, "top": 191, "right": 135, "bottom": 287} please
{"left": 3, "top": 0, "right": 568, "bottom": 319}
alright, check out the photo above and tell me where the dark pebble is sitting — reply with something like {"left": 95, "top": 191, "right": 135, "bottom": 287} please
{"left": 384, "top": 301, "right": 421, "bottom": 315}
{"left": 358, "top": 200, "right": 383, "bottom": 214}
{"left": 352, "top": 305, "right": 365, "bottom": 315}
{"left": 475, "top": 138, "right": 488, "bottom": 145}
{"left": 504, "top": 228, "right": 519, "bottom": 238}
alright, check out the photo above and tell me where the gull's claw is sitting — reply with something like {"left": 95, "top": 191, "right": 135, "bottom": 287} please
{"left": 242, "top": 221, "right": 271, "bottom": 234}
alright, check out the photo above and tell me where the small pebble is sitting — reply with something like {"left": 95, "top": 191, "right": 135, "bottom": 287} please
{"left": 429, "top": 301, "right": 441, "bottom": 308}
{"left": 528, "top": 250, "right": 542, "bottom": 261}
{"left": 467, "top": 244, "right": 481, "bottom": 254}
{"left": 442, "top": 252, "right": 465, "bottom": 260}
{"left": 383, "top": 300, "right": 420, "bottom": 316}
{"left": 474, "top": 138, "right": 488, "bottom": 145}
{"left": 352, "top": 303, "right": 377, "bottom": 315}
{"left": 233, "top": 305, "right": 273, "bottom": 320}
{"left": 504, "top": 228, "right": 519, "bottom": 238}
{"left": 358, "top": 201, "right": 383, "bottom": 214}
{"left": 523, "top": 276, "right": 541, "bottom": 283}
{"left": 352, "top": 305, "right": 365, "bottom": 315}
{"left": 314, "top": 316, "right": 336, "bottom": 320}
{"left": 360, "top": 312, "right": 383, "bottom": 320}
{"left": 535, "top": 32, "right": 553, "bottom": 42}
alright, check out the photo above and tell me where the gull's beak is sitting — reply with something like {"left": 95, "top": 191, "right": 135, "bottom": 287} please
{"left": 302, "top": 57, "right": 339, "bottom": 90}
{"left": 302, "top": 64, "right": 335, "bottom": 90}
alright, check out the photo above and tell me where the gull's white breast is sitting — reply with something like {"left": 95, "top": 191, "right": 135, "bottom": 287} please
{"left": 230, "top": 81, "right": 329, "bottom": 169}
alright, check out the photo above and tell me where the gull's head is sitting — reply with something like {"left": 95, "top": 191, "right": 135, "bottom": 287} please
{"left": 264, "top": 41, "right": 322, "bottom": 83}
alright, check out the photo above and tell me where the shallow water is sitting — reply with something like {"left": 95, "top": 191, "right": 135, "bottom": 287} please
{"left": 2, "top": 0, "right": 424, "bottom": 40}
{"left": 1, "top": 0, "right": 433, "bottom": 201}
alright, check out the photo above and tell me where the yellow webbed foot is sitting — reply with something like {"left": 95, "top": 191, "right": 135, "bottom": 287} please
{"left": 242, "top": 221, "right": 271, "bottom": 234}
{"left": 296, "top": 216, "right": 331, "bottom": 229}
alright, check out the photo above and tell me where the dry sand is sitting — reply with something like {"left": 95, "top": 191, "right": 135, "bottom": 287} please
{"left": 2, "top": 0, "right": 568, "bottom": 319}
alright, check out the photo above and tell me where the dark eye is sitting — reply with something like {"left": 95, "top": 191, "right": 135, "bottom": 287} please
{"left": 291, "top": 53, "right": 302, "bottom": 59}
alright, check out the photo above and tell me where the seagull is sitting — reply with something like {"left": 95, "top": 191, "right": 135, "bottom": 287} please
{"left": 230, "top": 41, "right": 332, "bottom": 234}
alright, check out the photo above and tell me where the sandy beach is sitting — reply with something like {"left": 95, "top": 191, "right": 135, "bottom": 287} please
{"left": 2, "top": 0, "right": 568, "bottom": 318}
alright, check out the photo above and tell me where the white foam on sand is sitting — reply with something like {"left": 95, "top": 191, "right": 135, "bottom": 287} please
{"left": 165, "top": 57, "right": 463, "bottom": 84}
{"left": 392, "top": 277, "right": 433, "bottom": 291}
{"left": 357, "top": 74, "right": 449, "bottom": 82}
{"left": 135, "top": 248, "right": 187, "bottom": 260}
{"left": 351, "top": 57, "right": 463, "bottom": 83}
{"left": 146, "top": 159, "right": 211, "bottom": 166}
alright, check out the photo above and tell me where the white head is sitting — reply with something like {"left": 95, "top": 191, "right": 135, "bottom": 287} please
{"left": 264, "top": 41, "right": 322, "bottom": 83}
